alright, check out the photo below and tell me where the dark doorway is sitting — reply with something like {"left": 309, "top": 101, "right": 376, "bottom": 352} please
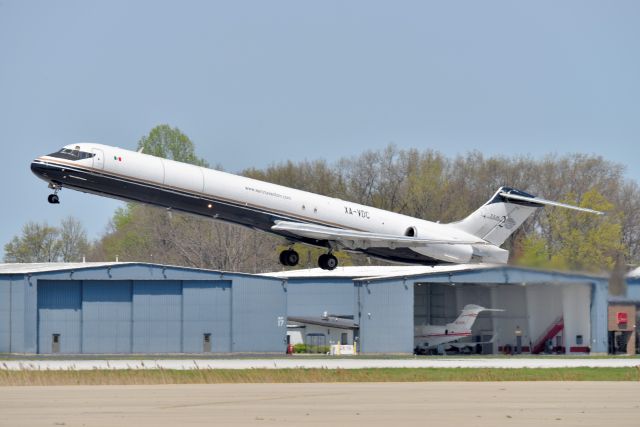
{"left": 52, "top": 334, "right": 60, "bottom": 353}
{"left": 203, "top": 333, "right": 212, "bottom": 353}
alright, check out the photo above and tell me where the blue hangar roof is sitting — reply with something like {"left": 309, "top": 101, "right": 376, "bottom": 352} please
{"left": 0, "top": 262, "right": 280, "bottom": 282}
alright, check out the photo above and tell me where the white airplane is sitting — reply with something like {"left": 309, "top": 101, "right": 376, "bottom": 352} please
{"left": 414, "top": 304, "right": 504, "bottom": 354}
{"left": 31, "top": 143, "right": 602, "bottom": 270}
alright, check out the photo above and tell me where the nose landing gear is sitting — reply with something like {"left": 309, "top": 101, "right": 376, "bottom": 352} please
{"left": 47, "top": 183, "right": 61, "bottom": 204}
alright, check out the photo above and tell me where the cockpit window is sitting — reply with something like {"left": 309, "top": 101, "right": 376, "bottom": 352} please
{"left": 47, "top": 148, "right": 95, "bottom": 161}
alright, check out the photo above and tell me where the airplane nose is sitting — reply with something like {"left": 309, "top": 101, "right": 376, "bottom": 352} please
{"left": 31, "top": 160, "right": 44, "bottom": 174}
{"left": 30, "top": 159, "right": 51, "bottom": 179}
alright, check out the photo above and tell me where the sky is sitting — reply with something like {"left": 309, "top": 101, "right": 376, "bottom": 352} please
{"left": 1, "top": 0, "right": 639, "bottom": 258}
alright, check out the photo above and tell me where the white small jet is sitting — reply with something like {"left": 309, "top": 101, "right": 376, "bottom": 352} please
{"left": 31, "top": 143, "right": 602, "bottom": 270}
{"left": 414, "top": 304, "right": 504, "bottom": 354}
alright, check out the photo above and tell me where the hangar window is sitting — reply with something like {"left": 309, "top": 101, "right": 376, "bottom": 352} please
{"left": 48, "top": 148, "right": 95, "bottom": 161}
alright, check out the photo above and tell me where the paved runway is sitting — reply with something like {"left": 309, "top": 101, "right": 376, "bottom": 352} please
{"left": 1, "top": 382, "right": 639, "bottom": 426}
{"left": 2, "top": 357, "right": 640, "bottom": 370}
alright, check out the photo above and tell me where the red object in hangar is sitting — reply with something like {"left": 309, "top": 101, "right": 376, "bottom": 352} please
{"left": 617, "top": 312, "right": 628, "bottom": 324}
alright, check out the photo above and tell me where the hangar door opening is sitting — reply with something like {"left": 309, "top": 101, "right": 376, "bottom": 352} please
{"left": 413, "top": 281, "right": 592, "bottom": 354}
{"left": 413, "top": 283, "right": 494, "bottom": 354}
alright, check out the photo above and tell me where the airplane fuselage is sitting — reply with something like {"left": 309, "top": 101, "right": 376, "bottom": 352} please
{"left": 31, "top": 143, "right": 486, "bottom": 265}
{"left": 414, "top": 325, "right": 473, "bottom": 348}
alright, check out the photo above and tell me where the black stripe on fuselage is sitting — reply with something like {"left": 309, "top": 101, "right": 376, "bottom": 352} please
{"left": 30, "top": 159, "right": 444, "bottom": 266}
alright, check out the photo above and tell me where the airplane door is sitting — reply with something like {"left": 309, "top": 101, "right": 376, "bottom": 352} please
{"left": 92, "top": 148, "right": 104, "bottom": 169}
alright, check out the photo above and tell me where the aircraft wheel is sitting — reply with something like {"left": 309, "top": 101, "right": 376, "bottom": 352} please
{"left": 318, "top": 254, "right": 338, "bottom": 270}
{"left": 325, "top": 254, "right": 338, "bottom": 270}
{"left": 47, "top": 194, "right": 60, "bottom": 204}
{"left": 318, "top": 254, "right": 327, "bottom": 269}
{"left": 279, "top": 249, "right": 299, "bottom": 267}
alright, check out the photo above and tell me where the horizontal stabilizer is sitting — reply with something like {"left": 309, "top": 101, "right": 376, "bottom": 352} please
{"left": 499, "top": 191, "right": 604, "bottom": 215}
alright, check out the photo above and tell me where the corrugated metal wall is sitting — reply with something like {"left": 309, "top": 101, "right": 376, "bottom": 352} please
{"left": 37, "top": 280, "right": 82, "bottom": 354}
{"left": 357, "top": 280, "right": 414, "bottom": 353}
{"left": 287, "top": 279, "right": 356, "bottom": 317}
{"left": 231, "top": 276, "right": 287, "bottom": 352}
{"left": 182, "top": 280, "right": 231, "bottom": 353}
{"left": 9, "top": 277, "right": 30, "bottom": 353}
{"left": 132, "top": 281, "right": 182, "bottom": 353}
{"left": 0, "top": 279, "right": 10, "bottom": 352}
{"left": 82, "top": 280, "right": 132, "bottom": 353}
{"left": 414, "top": 283, "right": 458, "bottom": 327}
{"left": 32, "top": 274, "right": 284, "bottom": 354}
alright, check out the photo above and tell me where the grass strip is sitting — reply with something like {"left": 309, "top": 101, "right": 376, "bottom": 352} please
{"left": 1, "top": 367, "right": 639, "bottom": 386}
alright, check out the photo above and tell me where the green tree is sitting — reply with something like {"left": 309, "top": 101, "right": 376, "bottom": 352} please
{"left": 94, "top": 205, "right": 152, "bottom": 262}
{"left": 59, "top": 217, "right": 89, "bottom": 262}
{"left": 548, "top": 189, "right": 623, "bottom": 271}
{"left": 137, "top": 124, "right": 209, "bottom": 167}
{"left": 4, "top": 222, "right": 62, "bottom": 262}
{"left": 516, "top": 235, "right": 549, "bottom": 269}
{"left": 517, "top": 189, "right": 623, "bottom": 272}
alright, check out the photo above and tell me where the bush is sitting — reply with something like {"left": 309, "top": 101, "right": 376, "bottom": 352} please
{"left": 304, "top": 345, "right": 331, "bottom": 354}
{"left": 293, "top": 343, "right": 307, "bottom": 353}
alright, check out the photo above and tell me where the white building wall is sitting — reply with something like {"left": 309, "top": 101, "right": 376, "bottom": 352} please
{"left": 491, "top": 285, "right": 529, "bottom": 350}
{"left": 525, "top": 284, "right": 564, "bottom": 346}
{"left": 287, "top": 323, "right": 353, "bottom": 347}
{"left": 287, "top": 329, "right": 304, "bottom": 345}
{"left": 562, "top": 283, "right": 591, "bottom": 353}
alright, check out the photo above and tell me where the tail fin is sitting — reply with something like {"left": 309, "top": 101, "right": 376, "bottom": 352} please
{"left": 447, "top": 304, "right": 504, "bottom": 332}
{"left": 452, "top": 186, "right": 602, "bottom": 246}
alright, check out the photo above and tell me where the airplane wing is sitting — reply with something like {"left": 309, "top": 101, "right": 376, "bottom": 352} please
{"left": 271, "top": 221, "right": 484, "bottom": 249}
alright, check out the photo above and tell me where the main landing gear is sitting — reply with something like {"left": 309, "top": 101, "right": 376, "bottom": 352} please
{"left": 278, "top": 249, "right": 339, "bottom": 270}
{"left": 47, "top": 183, "right": 61, "bottom": 204}
{"left": 279, "top": 249, "right": 300, "bottom": 267}
{"left": 318, "top": 253, "right": 338, "bottom": 270}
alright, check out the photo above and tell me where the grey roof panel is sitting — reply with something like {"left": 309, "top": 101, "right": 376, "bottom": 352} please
{"left": 0, "top": 262, "right": 125, "bottom": 274}
{"left": 0, "top": 262, "right": 253, "bottom": 278}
